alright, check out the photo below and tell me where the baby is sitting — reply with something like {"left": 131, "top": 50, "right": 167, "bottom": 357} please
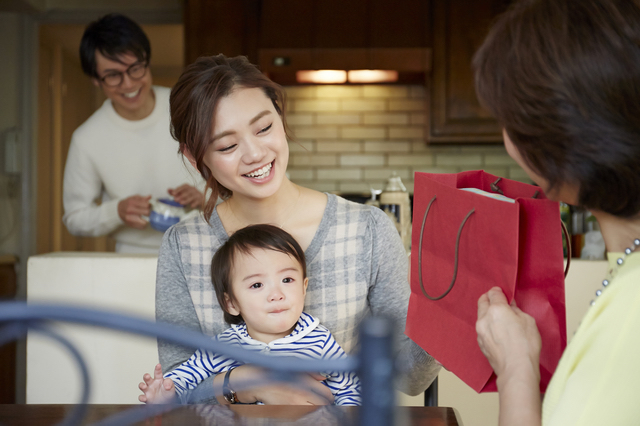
{"left": 139, "top": 224, "right": 361, "bottom": 406}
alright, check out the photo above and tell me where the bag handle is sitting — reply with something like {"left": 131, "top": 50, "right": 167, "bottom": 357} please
{"left": 492, "top": 177, "right": 570, "bottom": 277}
{"left": 418, "top": 195, "right": 475, "bottom": 301}
{"left": 491, "top": 177, "right": 540, "bottom": 199}
{"left": 561, "top": 220, "right": 571, "bottom": 278}
{"left": 417, "top": 194, "right": 569, "bottom": 299}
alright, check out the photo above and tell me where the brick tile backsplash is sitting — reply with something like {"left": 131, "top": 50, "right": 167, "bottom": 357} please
{"left": 341, "top": 99, "right": 386, "bottom": 111}
{"left": 287, "top": 169, "right": 314, "bottom": 180}
{"left": 364, "top": 141, "right": 411, "bottom": 153}
{"left": 315, "top": 141, "right": 361, "bottom": 153}
{"left": 317, "top": 168, "right": 362, "bottom": 180}
{"left": 412, "top": 166, "right": 459, "bottom": 175}
{"left": 293, "top": 99, "right": 340, "bottom": 112}
{"left": 436, "top": 153, "right": 483, "bottom": 167}
{"left": 389, "top": 126, "right": 424, "bottom": 139}
{"left": 283, "top": 84, "right": 530, "bottom": 195}
{"left": 363, "top": 85, "right": 409, "bottom": 98}
{"left": 340, "top": 154, "right": 385, "bottom": 167}
{"left": 316, "top": 113, "right": 361, "bottom": 125}
{"left": 341, "top": 126, "right": 386, "bottom": 139}
{"left": 484, "top": 154, "right": 519, "bottom": 167}
{"left": 363, "top": 113, "right": 409, "bottom": 125}
{"left": 388, "top": 154, "right": 434, "bottom": 167}
{"left": 508, "top": 167, "right": 532, "bottom": 181}
{"left": 317, "top": 85, "right": 363, "bottom": 98}
{"left": 303, "top": 181, "right": 338, "bottom": 192}
{"left": 388, "top": 99, "right": 425, "bottom": 111}
{"left": 286, "top": 113, "right": 314, "bottom": 126}
{"left": 364, "top": 168, "right": 411, "bottom": 180}
{"left": 289, "top": 154, "right": 338, "bottom": 167}
{"left": 339, "top": 181, "right": 381, "bottom": 193}
{"left": 288, "top": 140, "right": 314, "bottom": 153}
{"left": 483, "top": 167, "right": 510, "bottom": 178}
{"left": 293, "top": 126, "right": 339, "bottom": 139}
{"left": 284, "top": 86, "right": 317, "bottom": 99}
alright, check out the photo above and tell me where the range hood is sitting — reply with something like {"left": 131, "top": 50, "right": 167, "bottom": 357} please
{"left": 259, "top": 47, "right": 431, "bottom": 85}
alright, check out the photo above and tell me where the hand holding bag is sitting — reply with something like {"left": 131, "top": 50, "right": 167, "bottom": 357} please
{"left": 405, "top": 170, "right": 567, "bottom": 393}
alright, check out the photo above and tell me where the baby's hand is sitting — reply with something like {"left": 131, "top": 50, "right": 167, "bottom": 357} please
{"left": 138, "top": 363, "right": 176, "bottom": 404}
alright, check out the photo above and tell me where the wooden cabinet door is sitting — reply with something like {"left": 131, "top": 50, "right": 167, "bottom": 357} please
{"left": 259, "top": 0, "right": 314, "bottom": 49}
{"left": 184, "top": 0, "right": 261, "bottom": 64}
{"left": 369, "top": 0, "right": 430, "bottom": 48}
{"left": 429, "top": 0, "right": 509, "bottom": 143}
{"left": 37, "top": 42, "right": 115, "bottom": 253}
{"left": 189, "top": 0, "right": 430, "bottom": 62}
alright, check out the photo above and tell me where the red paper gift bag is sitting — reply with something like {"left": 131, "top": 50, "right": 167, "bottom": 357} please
{"left": 406, "top": 170, "right": 567, "bottom": 393}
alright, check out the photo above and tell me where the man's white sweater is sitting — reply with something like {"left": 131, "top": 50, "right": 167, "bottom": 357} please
{"left": 62, "top": 86, "right": 203, "bottom": 253}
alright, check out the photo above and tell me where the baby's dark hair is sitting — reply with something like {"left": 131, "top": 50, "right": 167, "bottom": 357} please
{"left": 211, "top": 224, "right": 307, "bottom": 325}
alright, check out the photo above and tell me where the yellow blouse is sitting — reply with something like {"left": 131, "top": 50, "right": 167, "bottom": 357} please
{"left": 542, "top": 251, "right": 640, "bottom": 425}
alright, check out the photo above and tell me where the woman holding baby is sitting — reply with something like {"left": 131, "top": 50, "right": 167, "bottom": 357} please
{"left": 153, "top": 54, "right": 439, "bottom": 405}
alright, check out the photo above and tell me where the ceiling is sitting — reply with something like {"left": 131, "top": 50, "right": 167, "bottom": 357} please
{"left": 0, "top": 0, "right": 182, "bottom": 23}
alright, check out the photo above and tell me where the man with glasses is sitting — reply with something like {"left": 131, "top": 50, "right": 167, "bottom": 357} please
{"left": 62, "top": 13, "right": 204, "bottom": 253}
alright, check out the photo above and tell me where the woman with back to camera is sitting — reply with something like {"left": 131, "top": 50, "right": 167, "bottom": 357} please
{"left": 474, "top": 0, "right": 640, "bottom": 424}
{"left": 156, "top": 54, "right": 440, "bottom": 404}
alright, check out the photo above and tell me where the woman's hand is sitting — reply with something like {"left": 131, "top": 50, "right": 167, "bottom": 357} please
{"left": 215, "top": 365, "right": 334, "bottom": 405}
{"left": 477, "top": 288, "right": 544, "bottom": 426}
{"left": 476, "top": 287, "right": 541, "bottom": 381}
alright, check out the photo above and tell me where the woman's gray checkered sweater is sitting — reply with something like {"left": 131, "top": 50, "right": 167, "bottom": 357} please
{"left": 156, "top": 194, "right": 440, "bottom": 403}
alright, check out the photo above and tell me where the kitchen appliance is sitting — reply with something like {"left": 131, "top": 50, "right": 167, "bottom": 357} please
{"left": 379, "top": 172, "right": 412, "bottom": 252}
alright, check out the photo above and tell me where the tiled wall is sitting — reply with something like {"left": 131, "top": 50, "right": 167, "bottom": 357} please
{"left": 284, "top": 84, "right": 530, "bottom": 194}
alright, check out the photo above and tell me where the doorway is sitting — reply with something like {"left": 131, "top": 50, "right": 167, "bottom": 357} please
{"left": 36, "top": 23, "right": 184, "bottom": 253}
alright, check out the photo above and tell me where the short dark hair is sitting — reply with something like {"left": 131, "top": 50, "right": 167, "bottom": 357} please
{"left": 79, "top": 13, "right": 151, "bottom": 79}
{"left": 211, "top": 224, "right": 307, "bottom": 325}
{"left": 170, "top": 54, "right": 289, "bottom": 222}
{"left": 474, "top": 0, "right": 640, "bottom": 217}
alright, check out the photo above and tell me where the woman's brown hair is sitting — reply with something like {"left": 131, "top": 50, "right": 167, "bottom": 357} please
{"left": 170, "top": 55, "right": 289, "bottom": 222}
{"left": 474, "top": 0, "right": 640, "bottom": 217}
{"left": 210, "top": 224, "right": 307, "bottom": 325}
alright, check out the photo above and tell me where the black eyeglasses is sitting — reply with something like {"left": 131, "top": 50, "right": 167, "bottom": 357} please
{"left": 99, "top": 62, "right": 148, "bottom": 87}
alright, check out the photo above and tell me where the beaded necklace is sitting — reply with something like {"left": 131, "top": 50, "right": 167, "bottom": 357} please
{"left": 590, "top": 238, "right": 640, "bottom": 306}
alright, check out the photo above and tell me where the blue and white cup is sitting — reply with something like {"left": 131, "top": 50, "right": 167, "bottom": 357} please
{"left": 148, "top": 198, "right": 187, "bottom": 232}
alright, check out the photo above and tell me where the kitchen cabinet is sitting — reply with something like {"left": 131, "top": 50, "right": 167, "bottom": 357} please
{"left": 428, "top": 0, "right": 510, "bottom": 143}
{"left": 260, "top": 0, "right": 429, "bottom": 49}
{"left": 185, "top": 0, "right": 429, "bottom": 65}
{"left": 259, "top": 47, "right": 430, "bottom": 85}
{"left": 184, "top": 0, "right": 510, "bottom": 144}
{"left": 184, "top": 0, "right": 261, "bottom": 64}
